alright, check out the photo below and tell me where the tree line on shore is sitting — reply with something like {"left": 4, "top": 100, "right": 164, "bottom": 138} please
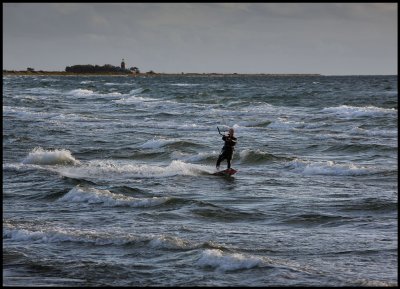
{"left": 65, "top": 64, "right": 140, "bottom": 74}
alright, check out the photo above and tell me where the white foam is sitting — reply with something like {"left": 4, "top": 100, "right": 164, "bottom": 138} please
{"left": 164, "top": 160, "right": 214, "bottom": 176}
{"left": 53, "top": 160, "right": 213, "bottom": 180}
{"left": 149, "top": 234, "right": 193, "bottom": 249}
{"left": 22, "top": 147, "right": 80, "bottom": 166}
{"left": 4, "top": 227, "right": 71, "bottom": 243}
{"left": 58, "top": 185, "right": 169, "bottom": 207}
{"left": 114, "top": 95, "right": 156, "bottom": 104}
{"left": 170, "top": 83, "right": 200, "bottom": 87}
{"left": 321, "top": 105, "right": 396, "bottom": 118}
{"left": 239, "top": 149, "right": 268, "bottom": 159}
{"left": 67, "top": 89, "right": 94, "bottom": 97}
{"left": 105, "top": 92, "right": 123, "bottom": 96}
{"left": 104, "top": 82, "right": 133, "bottom": 86}
{"left": 288, "top": 159, "right": 370, "bottom": 176}
{"left": 3, "top": 106, "right": 59, "bottom": 120}
{"left": 197, "top": 249, "right": 263, "bottom": 272}
{"left": 180, "top": 123, "right": 201, "bottom": 129}
{"left": 129, "top": 88, "right": 146, "bottom": 94}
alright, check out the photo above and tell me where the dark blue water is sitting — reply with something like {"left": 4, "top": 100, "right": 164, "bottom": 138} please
{"left": 3, "top": 74, "right": 398, "bottom": 286}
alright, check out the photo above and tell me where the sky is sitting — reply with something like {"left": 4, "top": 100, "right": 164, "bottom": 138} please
{"left": 3, "top": 2, "right": 398, "bottom": 75}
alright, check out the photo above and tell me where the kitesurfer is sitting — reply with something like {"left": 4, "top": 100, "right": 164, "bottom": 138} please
{"left": 216, "top": 128, "right": 237, "bottom": 170}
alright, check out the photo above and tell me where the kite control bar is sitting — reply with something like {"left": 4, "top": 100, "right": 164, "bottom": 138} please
{"left": 217, "top": 126, "right": 224, "bottom": 136}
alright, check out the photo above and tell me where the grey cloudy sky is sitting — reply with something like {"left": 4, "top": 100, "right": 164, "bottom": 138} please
{"left": 3, "top": 3, "right": 397, "bottom": 75}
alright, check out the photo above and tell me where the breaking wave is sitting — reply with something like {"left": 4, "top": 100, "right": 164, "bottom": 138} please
{"left": 197, "top": 249, "right": 264, "bottom": 272}
{"left": 3, "top": 222, "right": 219, "bottom": 251}
{"left": 22, "top": 147, "right": 80, "bottom": 166}
{"left": 47, "top": 159, "right": 214, "bottom": 180}
{"left": 58, "top": 185, "right": 170, "bottom": 207}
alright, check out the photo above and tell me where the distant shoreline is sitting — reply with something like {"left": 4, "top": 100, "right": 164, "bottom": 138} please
{"left": 3, "top": 71, "right": 322, "bottom": 77}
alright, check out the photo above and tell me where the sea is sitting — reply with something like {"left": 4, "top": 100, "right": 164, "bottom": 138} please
{"left": 2, "top": 74, "right": 398, "bottom": 286}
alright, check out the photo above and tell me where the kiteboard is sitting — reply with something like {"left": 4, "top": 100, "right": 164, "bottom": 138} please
{"left": 212, "top": 168, "right": 237, "bottom": 176}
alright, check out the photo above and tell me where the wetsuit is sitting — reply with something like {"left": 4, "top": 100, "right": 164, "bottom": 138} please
{"left": 216, "top": 135, "right": 237, "bottom": 169}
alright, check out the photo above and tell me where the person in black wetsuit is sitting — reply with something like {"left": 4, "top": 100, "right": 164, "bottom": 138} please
{"left": 216, "top": 128, "right": 237, "bottom": 170}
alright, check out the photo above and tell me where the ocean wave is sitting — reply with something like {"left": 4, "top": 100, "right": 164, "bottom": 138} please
{"left": 239, "top": 149, "right": 288, "bottom": 164}
{"left": 67, "top": 88, "right": 95, "bottom": 97}
{"left": 171, "top": 151, "right": 217, "bottom": 163}
{"left": 58, "top": 185, "right": 170, "bottom": 207}
{"left": 311, "top": 131, "right": 397, "bottom": 151}
{"left": 51, "top": 160, "right": 214, "bottom": 179}
{"left": 191, "top": 205, "right": 266, "bottom": 222}
{"left": 148, "top": 235, "right": 194, "bottom": 250}
{"left": 282, "top": 213, "right": 352, "bottom": 226}
{"left": 352, "top": 279, "right": 398, "bottom": 287}
{"left": 170, "top": 149, "right": 282, "bottom": 164}
{"left": 337, "top": 197, "right": 398, "bottom": 213}
{"left": 127, "top": 151, "right": 172, "bottom": 161}
{"left": 3, "top": 223, "right": 207, "bottom": 250}
{"left": 197, "top": 249, "right": 264, "bottom": 272}
{"left": 139, "top": 138, "right": 204, "bottom": 150}
{"left": 143, "top": 121, "right": 210, "bottom": 132}
{"left": 235, "top": 119, "right": 272, "bottom": 128}
{"left": 68, "top": 89, "right": 125, "bottom": 99}
{"left": 112, "top": 87, "right": 154, "bottom": 105}
{"left": 139, "top": 138, "right": 177, "bottom": 149}
{"left": 26, "top": 87, "right": 60, "bottom": 95}
{"left": 129, "top": 87, "right": 150, "bottom": 94}
{"left": 3, "top": 224, "right": 142, "bottom": 246}
{"left": 3, "top": 105, "right": 61, "bottom": 120}
{"left": 287, "top": 159, "right": 370, "bottom": 176}
{"left": 350, "top": 127, "right": 397, "bottom": 138}
{"left": 3, "top": 106, "right": 98, "bottom": 123}
{"left": 22, "top": 147, "right": 80, "bottom": 166}
{"left": 4, "top": 227, "right": 83, "bottom": 244}
{"left": 170, "top": 83, "right": 200, "bottom": 87}
{"left": 104, "top": 82, "right": 134, "bottom": 86}
{"left": 268, "top": 118, "right": 305, "bottom": 131}
{"left": 114, "top": 94, "right": 157, "bottom": 104}
{"left": 321, "top": 105, "right": 397, "bottom": 118}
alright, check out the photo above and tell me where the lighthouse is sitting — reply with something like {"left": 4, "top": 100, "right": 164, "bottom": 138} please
{"left": 121, "top": 58, "right": 126, "bottom": 70}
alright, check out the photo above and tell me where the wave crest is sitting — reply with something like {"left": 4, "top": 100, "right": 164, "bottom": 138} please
{"left": 239, "top": 149, "right": 286, "bottom": 164}
{"left": 197, "top": 249, "right": 264, "bottom": 271}
{"left": 22, "top": 147, "right": 80, "bottom": 165}
{"left": 58, "top": 185, "right": 170, "bottom": 207}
